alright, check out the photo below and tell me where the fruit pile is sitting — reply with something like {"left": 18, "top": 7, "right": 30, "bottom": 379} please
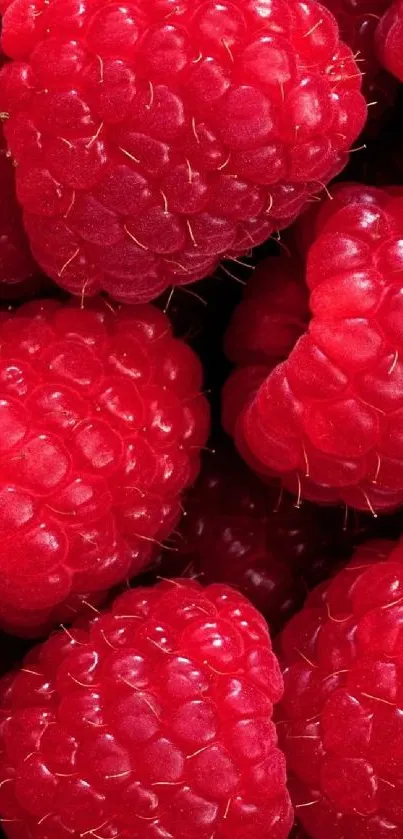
{"left": 1, "top": 0, "right": 403, "bottom": 837}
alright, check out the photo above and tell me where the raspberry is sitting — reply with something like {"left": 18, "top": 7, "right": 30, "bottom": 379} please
{"left": 376, "top": 0, "right": 403, "bottom": 82}
{"left": 157, "top": 441, "right": 352, "bottom": 633}
{"left": 0, "top": 579, "right": 293, "bottom": 839}
{"left": 321, "top": 0, "right": 398, "bottom": 121}
{"left": 0, "top": 298, "right": 209, "bottom": 636}
{"left": 0, "top": 0, "right": 367, "bottom": 304}
{"left": 278, "top": 537, "right": 403, "bottom": 839}
{"left": 225, "top": 183, "right": 403, "bottom": 513}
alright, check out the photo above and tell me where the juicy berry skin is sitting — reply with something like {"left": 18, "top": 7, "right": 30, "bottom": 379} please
{"left": 376, "top": 0, "right": 403, "bottom": 82}
{"left": 0, "top": 580, "right": 293, "bottom": 839}
{"left": 158, "top": 442, "right": 350, "bottom": 633}
{"left": 227, "top": 184, "right": 403, "bottom": 513}
{"left": 0, "top": 0, "right": 367, "bottom": 303}
{"left": 322, "top": 0, "right": 397, "bottom": 121}
{"left": 278, "top": 538, "right": 403, "bottom": 839}
{"left": 0, "top": 299, "right": 209, "bottom": 636}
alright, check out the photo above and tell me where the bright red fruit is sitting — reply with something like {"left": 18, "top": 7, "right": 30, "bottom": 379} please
{"left": 376, "top": 0, "right": 403, "bottom": 82}
{"left": 278, "top": 537, "right": 403, "bottom": 839}
{"left": 0, "top": 579, "right": 293, "bottom": 839}
{"left": 157, "top": 441, "right": 350, "bottom": 633}
{"left": 321, "top": 0, "right": 398, "bottom": 121}
{"left": 0, "top": 299, "right": 209, "bottom": 636}
{"left": 0, "top": 0, "right": 367, "bottom": 303}
{"left": 224, "top": 183, "right": 403, "bottom": 513}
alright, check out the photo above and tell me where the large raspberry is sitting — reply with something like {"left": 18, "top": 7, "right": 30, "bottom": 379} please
{"left": 225, "top": 183, "right": 403, "bottom": 513}
{"left": 0, "top": 299, "right": 209, "bottom": 636}
{"left": 0, "top": 0, "right": 367, "bottom": 304}
{"left": 321, "top": 0, "right": 398, "bottom": 121}
{"left": 278, "top": 537, "right": 403, "bottom": 839}
{"left": 156, "top": 441, "right": 353, "bottom": 633}
{"left": 0, "top": 579, "right": 293, "bottom": 839}
{"left": 376, "top": 0, "right": 403, "bottom": 82}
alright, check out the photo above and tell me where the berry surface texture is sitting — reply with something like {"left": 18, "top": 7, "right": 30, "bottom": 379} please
{"left": 0, "top": 0, "right": 367, "bottom": 302}
{"left": 0, "top": 580, "right": 293, "bottom": 839}
{"left": 279, "top": 537, "right": 403, "bottom": 839}
{"left": 0, "top": 299, "right": 209, "bottom": 636}
{"left": 226, "top": 184, "right": 403, "bottom": 514}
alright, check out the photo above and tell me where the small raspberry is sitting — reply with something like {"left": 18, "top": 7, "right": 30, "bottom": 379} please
{"left": 0, "top": 298, "right": 209, "bottom": 636}
{"left": 376, "top": 0, "right": 403, "bottom": 82}
{"left": 278, "top": 537, "right": 403, "bottom": 839}
{"left": 157, "top": 441, "right": 352, "bottom": 633}
{"left": 322, "top": 0, "right": 398, "bottom": 121}
{"left": 225, "top": 183, "right": 403, "bottom": 513}
{"left": 0, "top": 0, "right": 367, "bottom": 303}
{"left": 0, "top": 579, "right": 293, "bottom": 839}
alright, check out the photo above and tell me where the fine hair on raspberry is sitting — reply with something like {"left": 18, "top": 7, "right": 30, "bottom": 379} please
{"left": 224, "top": 183, "right": 403, "bottom": 514}
{"left": 0, "top": 0, "right": 367, "bottom": 303}
{"left": 0, "top": 579, "right": 293, "bottom": 839}
{"left": 279, "top": 536, "right": 403, "bottom": 839}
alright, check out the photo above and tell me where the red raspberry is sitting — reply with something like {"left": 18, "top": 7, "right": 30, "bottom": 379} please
{"left": 321, "top": 0, "right": 398, "bottom": 121}
{"left": 226, "top": 183, "right": 403, "bottom": 514}
{"left": 0, "top": 0, "right": 367, "bottom": 304}
{"left": 157, "top": 441, "right": 351, "bottom": 633}
{"left": 0, "top": 579, "right": 293, "bottom": 839}
{"left": 0, "top": 298, "right": 209, "bottom": 636}
{"left": 376, "top": 0, "right": 403, "bottom": 82}
{"left": 278, "top": 537, "right": 403, "bottom": 839}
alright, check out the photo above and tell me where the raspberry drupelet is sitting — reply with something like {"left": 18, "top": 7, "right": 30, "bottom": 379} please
{"left": 0, "top": 298, "right": 209, "bottom": 637}
{"left": 278, "top": 537, "right": 403, "bottom": 839}
{"left": 0, "top": 579, "right": 293, "bottom": 839}
{"left": 0, "top": 0, "right": 367, "bottom": 303}
{"left": 224, "top": 183, "right": 403, "bottom": 514}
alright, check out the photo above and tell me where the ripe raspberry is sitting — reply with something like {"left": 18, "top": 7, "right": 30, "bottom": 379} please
{"left": 321, "top": 0, "right": 398, "bottom": 121}
{"left": 278, "top": 537, "right": 403, "bottom": 839}
{"left": 0, "top": 298, "right": 209, "bottom": 636}
{"left": 0, "top": 0, "right": 367, "bottom": 304}
{"left": 226, "top": 183, "right": 403, "bottom": 513}
{"left": 157, "top": 441, "right": 352, "bottom": 633}
{"left": 0, "top": 579, "right": 293, "bottom": 839}
{"left": 376, "top": 0, "right": 403, "bottom": 82}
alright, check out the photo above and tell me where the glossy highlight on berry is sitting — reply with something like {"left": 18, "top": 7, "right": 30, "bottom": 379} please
{"left": 225, "top": 183, "right": 403, "bottom": 513}
{"left": 0, "top": 298, "right": 209, "bottom": 636}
